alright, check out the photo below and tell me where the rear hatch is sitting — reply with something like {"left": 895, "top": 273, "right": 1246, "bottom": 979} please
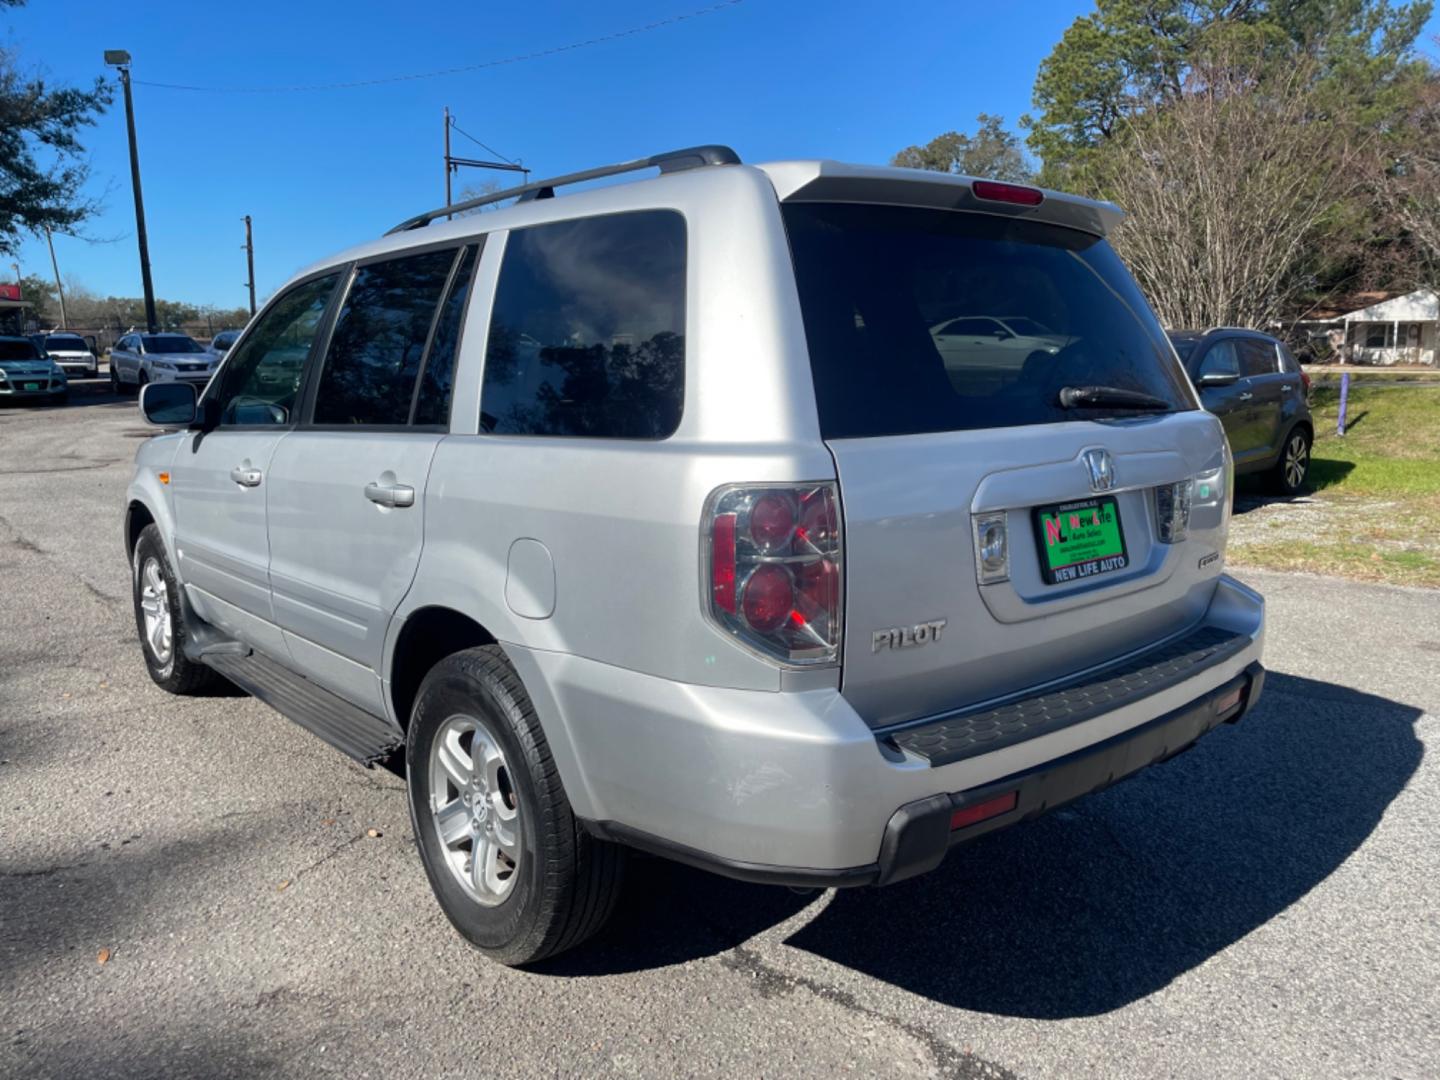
{"left": 782, "top": 196, "right": 1231, "bottom": 728}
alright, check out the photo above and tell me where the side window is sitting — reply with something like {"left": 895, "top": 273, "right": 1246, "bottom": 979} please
{"left": 413, "top": 243, "right": 480, "bottom": 428}
{"left": 312, "top": 248, "right": 458, "bottom": 426}
{"left": 1239, "top": 339, "right": 1277, "bottom": 378}
{"left": 480, "top": 210, "right": 686, "bottom": 439}
{"left": 941, "top": 318, "right": 1003, "bottom": 337}
{"left": 211, "top": 273, "right": 339, "bottom": 426}
{"left": 1198, "top": 340, "right": 1240, "bottom": 379}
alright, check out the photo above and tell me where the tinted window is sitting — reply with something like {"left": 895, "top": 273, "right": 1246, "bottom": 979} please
{"left": 940, "top": 318, "right": 1005, "bottom": 336}
{"left": 313, "top": 249, "right": 457, "bottom": 426}
{"left": 212, "top": 273, "right": 338, "bottom": 426}
{"left": 480, "top": 210, "right": 686, "bottom": 439}
{"left": 47, "top": 335, "right": 87, "bottom": 350}
{"left": 143, "top": 336, "right": 204, "bottom": 354}
{"left": 783, "top": 204, "right": 1192, "bottom": 438}
{"left": 0, "top": 339, "right": 39, "bottom": 360}
{"left": 1239, "top": 338, "right": 1277, "bottom": 377}
{"left": 413, "top": 243, "right": 479, "bottom": 428}
{"left": 1198, "top": 341, "right": 1241, "bottom": 379}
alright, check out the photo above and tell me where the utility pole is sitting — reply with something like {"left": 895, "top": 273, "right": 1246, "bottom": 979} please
{"left": 43, "top": 227, "right": 68, "bottom": 329}
{"left": 444, "top": 106, "right": 453, "bottom": 218}
{"left": 243, "top": 215, "right": 256, "bottom": 317}
{"left": 104, "top": 50, "right": 157, "bottom": 334}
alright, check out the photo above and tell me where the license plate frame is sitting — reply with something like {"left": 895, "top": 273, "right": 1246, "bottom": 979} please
{"left": 1032, "top": 496, "right": 1129, "bottom": 585}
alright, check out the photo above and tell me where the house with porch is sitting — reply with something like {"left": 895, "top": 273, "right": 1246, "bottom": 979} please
{"left": 1332, "top": 289, "right": 1437, "bottom": 366}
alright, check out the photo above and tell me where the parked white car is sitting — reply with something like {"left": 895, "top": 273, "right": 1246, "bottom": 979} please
{"left": 38, "top": 333, "right": 99, "bottom": 378}
{"left": 109, "top": 333, "right": 218, "bottom": 395}
{"left": 207, "top": 329, "right": 243, "bottom": 359}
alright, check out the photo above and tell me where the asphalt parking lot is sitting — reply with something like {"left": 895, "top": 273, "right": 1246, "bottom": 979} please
{"left": 2, "top": 386, "right": 1438, "bottom": 1080}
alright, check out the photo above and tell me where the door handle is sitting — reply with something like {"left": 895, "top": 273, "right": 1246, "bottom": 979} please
{"left": 1237, "top": 392, "right": 1254, "bottom": 401}
{"left": 229, "top": 466, "right": 262, "bottom": 487}
{"left": 364, "top": 481, "right": 416, "bottom": 508}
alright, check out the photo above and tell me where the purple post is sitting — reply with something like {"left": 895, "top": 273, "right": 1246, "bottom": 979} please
{"left": 1337, "top": 371, "right": 1350, "bottom": 437}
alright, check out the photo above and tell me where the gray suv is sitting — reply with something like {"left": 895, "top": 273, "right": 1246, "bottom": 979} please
{"left": 124, "top": 148, "right": 1266, "bottom": 964}
{"left": 1167, "top": 329, "right": 1313, "bottom": 495}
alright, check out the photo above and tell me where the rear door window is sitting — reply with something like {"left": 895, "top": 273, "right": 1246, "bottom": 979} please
{"left": 1239, "top": 339, "right": 1278, "bottom": 378}
{"left": 782, "top": 203, "right": 1193, "bottom": 439}
{"left": 479, "top": 210, "right": 686, "bottom": 439}
{"left": 313, "top": 248, "right": 458, "bottom": 426}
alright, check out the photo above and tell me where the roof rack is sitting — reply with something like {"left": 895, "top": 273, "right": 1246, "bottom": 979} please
{"left": 386, "top": 144, "right": 741, "bottom": 235}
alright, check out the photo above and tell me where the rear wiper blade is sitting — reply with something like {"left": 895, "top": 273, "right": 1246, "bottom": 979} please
{"left": 1057, "top": 385, "right": 1173, "bottom": 412}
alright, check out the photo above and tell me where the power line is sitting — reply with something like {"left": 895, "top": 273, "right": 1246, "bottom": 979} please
{"left": 133, "top": 1, "right": 745, "bottom": 94}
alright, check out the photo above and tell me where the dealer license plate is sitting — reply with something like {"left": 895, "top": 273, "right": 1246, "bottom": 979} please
{"left": 23, "top": 382, "right": 40, "bottom": 391}
{"left": 1033, "top": 496, "right": 1128, "bottom": 585}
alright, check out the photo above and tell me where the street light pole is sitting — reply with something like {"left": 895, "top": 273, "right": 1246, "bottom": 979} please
{"left": 105, "top": 51, "right": 157, "bottom": 334}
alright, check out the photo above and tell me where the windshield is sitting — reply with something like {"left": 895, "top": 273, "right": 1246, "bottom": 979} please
{"left": 143, "top": 335, "right": 204, "bottom": 354}
{"left": 47, "top": 335, "right": 87, "bottom": 351}
{"left": 0, "top": 340, "right": 40, "bottom": 361}
{"left": 783, "top": 203, "right": 1195, "bottom": 438}
{"left": 1167, "top": 336, "right": 1198, "bottom": 363}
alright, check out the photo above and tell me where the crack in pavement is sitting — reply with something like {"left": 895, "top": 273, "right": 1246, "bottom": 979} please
{"left": 718, "top": 943, "right": 1020, "bottom": 1080}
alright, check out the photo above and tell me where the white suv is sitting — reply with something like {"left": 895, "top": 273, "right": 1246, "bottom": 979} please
{"left": 125, "top": 147, "right": 1265, "bottom": 965}
{"left": 109, "top": 332, "right": 217, "bottom": 394}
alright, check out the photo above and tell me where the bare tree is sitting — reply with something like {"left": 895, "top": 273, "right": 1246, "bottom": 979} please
{"left": 1094, "top": 50, "right": 1372, "bottom": 330}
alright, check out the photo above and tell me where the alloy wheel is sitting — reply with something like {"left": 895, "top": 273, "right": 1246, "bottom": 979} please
{"left": 429, "top": 715, "right": 521, "bottom": 905}
{"left": 1285, "top": 434, "right": 1308, "bottom": 490}
{"left": 138, "top": 557, "right": 173, "bottom": 665}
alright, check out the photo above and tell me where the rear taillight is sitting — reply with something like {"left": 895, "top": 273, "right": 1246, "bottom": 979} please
{"left": 1155, "top": 479, "right": 1194, "bottom": 543}
{"left": 704, "top": 483, "right": 843, "bottom": 665}
{"left": 1301, "top": 370, "right": 1312, "bottom": 395}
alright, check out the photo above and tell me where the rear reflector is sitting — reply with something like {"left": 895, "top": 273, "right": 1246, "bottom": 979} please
{"left": 971, "top": 180, "right": 1044, "bottom": 207}
{"left": 1216, "top": 685, "right": 1244, "bottom": 715}
{"left": 950, "top": 790, "right": 1018, "bottom": 830}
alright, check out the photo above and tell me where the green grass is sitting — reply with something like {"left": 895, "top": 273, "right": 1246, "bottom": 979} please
{"left": 1227, "top": 385, "right": 1440, "bottom": 587}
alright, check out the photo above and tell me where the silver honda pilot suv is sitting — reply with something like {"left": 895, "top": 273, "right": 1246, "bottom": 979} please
{"left": 124, "top": 147, "right": 1265, "bottom": 965}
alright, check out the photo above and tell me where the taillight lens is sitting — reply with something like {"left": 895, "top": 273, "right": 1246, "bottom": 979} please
{"left": 971, "top": 180, "right": 1044, "bottom": 206}
{"left": 704, "top": 483, "right": 843, "bottom": 665}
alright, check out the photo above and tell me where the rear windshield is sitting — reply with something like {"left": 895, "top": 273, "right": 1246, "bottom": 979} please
{"left": 783, "top": 204, "right": 1194, "bottom": 439}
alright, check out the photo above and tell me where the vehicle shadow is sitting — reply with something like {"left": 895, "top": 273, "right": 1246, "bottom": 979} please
{"left": 544, "top": 674, "right": 1422, "bottom": 1019}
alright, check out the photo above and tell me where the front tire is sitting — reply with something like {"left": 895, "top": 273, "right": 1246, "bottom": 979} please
{"left": 1269, "top": 427, "right": 1311, "bottom": 496}
{"left": 109, "top": 367, "right": 121, "bottom": 394}
{"left": 406, "top": 646, "right": 625, "bottom": 966}
{"left": 131, "top": 524, "right": 219, "bottom": 694}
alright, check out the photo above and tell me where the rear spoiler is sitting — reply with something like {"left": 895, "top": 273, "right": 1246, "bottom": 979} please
{"left": 758, "top": 160, "right": 1124, "bottom": 238}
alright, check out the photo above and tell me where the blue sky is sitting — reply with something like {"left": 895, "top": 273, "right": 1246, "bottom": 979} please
{"left": 6, "top": 0, "right": 1437, "bottom": 310}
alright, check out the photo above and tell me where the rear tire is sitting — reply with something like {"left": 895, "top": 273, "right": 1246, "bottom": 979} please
{"left": 406, "top": 646, "right": 625, "bottom": 966}
{"left": 1269, "top": 427, "right": 1311, "bottom": 496}
{"left": 131, "top": 524, "right": 220, "bottom": 694}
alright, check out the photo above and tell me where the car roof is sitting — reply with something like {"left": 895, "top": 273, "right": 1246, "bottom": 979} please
{"left": 289, "top": 158, "right": 1125, "bottom": 291}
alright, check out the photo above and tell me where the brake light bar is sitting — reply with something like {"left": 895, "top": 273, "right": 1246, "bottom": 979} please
{"left": 971, "top": 180, "right": 1044, "bottom": 207}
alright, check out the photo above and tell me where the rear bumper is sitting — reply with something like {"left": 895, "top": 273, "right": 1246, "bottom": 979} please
{"left": 509, "top": 574, "right": 1265, "bottom": 880}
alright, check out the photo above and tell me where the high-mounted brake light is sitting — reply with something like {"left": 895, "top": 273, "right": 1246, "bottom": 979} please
{"left": 971, "top": 180, "right": 1044, "bottom": 207}
{"left": 704, "top": 484, "right": 843, "bottom": 665}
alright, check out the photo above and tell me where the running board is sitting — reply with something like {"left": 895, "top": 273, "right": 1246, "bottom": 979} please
{"left": 204, "top": 651, "right": 404, "bottom": 767}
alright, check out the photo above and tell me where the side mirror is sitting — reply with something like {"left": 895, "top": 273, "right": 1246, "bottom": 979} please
{"left": 139, "top": 382, "right": 198, "bottom": 429}
{"left": 1197, "top": 371, "right": 1240, "bottom": 387}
